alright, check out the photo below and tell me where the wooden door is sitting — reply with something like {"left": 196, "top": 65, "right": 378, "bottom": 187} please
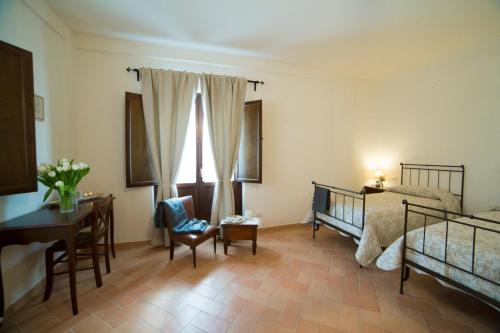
{"left": 177, "top": 94, "right": 242, "bottom": 221}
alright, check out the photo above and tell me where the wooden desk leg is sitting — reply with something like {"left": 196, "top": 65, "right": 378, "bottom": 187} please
{"left": 223, "top": 240, "right": 228, "bottom": 255}
{"left": 110, "top": 200, "right": 116, "bottom": 258}
{"left": 0, "top": 248, "right": 4, "bottom": 326}
{"left": 66, "top": 235, "right": 78, "bottom": 315}
{"left": 252, "top": 239, "right": 257, "bottom": 255}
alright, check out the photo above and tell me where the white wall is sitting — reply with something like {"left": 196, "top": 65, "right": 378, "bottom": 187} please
{"left": 4, "top": 1, "right": 497, "bottom": 309}
{"left": 351, "top": 41, "right": 500, "bottom": 213}
{"left": 72, "top": 34, "right": 358, "bottom": 242}
{"left": 0, "top": 0, "right": 73, "bottom": 308}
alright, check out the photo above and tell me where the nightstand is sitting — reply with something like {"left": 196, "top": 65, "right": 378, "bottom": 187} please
{"left": 221, "top": 218, "right": 260, "bottom": 255}
{"left": 362, "top": 186, "right": 385, "bottom": 194}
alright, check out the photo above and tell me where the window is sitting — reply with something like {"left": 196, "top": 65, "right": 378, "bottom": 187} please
{"left": 125, "top": 91, "right": 253, "bottom": 219}
{"left": 178, "top": 101, "right": 218, "bottom": 183}
{"left": 176, "top": 103, "right": 197, "bottom": 184}
{"left": 176, "top": 93, "right": 242, "bottom": 220}
{"left": 201, "top": 116, "right": 217, "bottom": 182}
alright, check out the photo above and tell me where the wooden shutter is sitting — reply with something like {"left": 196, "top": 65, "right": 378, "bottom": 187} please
{"left": 125, "top": 92, "right": 157, "bottom": 187}
{"left": 0, "top": 40, "right": 37, "bottom": 196}
{"left": 235, "top": 100, "right": 262, "bottom": 183}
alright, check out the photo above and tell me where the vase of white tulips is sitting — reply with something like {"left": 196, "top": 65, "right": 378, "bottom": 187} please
{"left": 37, "top": 159, "right": 90, "bottom": 213}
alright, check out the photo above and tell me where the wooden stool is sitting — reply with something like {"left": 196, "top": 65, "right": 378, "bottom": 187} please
{"left": 221, "top": 218, "right": 260, "bottom": 255}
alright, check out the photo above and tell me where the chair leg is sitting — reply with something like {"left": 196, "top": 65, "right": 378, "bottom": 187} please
{"left": 213, "top": 235, "right": 217, "bottom": 254}
{"left": 191, "top": 247, "right": 196, "bottom": 268}
{"left": 104, "top": 229, "right": 111, "bottom": 274}
{"left": 43, "top": 248, "right": 54, "bottom": 301}
{"left": 91, "top": 239, "right": 103, "bottom": 288}
{"left": 169, "top": 241, "right": 174, "bottom": 260}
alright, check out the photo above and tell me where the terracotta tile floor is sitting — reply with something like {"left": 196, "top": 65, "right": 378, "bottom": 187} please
{"left": 2, "top": 225, "right": 499, "bottom": 333}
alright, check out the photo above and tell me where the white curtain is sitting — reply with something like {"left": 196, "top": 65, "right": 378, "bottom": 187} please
{"left": 141, "top": 68, "right": 200, "bottom": 246}
{"left": 201, "top": 74, "right": 247, "bottom": 225}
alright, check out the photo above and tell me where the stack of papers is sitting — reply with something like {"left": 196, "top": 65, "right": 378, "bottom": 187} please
{"left": 222, "top": 216, "right": 245, "bottom": 224}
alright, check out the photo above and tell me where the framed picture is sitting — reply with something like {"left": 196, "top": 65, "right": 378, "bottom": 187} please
{"left": 34, "top": 94, "right": 44, "bottom": 120}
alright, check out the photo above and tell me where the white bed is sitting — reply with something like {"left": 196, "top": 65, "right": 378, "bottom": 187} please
{"left": 377, "top": 208, "right": 500, "bottom": 307}
{"left": 316, "top": 185, "right": 461, "bottom": 266}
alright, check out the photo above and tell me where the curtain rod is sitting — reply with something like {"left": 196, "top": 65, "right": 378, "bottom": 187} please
{"left": 126, "top": 67, "right": 264, "bottom": 91}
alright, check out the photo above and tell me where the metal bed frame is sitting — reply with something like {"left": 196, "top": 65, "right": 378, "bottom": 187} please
{"left": 400, "top": 201, "right": 500, "bottom": 308}
{"left": 311, "top": 163, "right": 465, "bottom": 241}
{"left": 311, "top": 183, "right": 366, "bottom": 240}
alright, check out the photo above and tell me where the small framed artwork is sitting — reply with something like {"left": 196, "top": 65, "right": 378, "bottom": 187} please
{"left": 34, "top": 95, "right": 44, "bottom": 120}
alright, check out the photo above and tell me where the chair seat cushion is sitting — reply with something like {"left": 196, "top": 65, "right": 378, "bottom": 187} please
{"left": 171, "top": 225, "right": 219, "bottom": 247}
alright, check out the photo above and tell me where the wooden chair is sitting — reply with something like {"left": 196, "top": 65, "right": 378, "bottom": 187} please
{"left": 43, "top": 195, "right": 113, "bottom": 301}
{"left": 162, "top": 196, "right": 218, "bottom": 268}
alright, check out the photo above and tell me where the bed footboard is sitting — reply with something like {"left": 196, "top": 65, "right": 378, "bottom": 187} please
{"left": 311, "top": 181, "right": 366, "bottom": 240}
{"left": 400, "top": 200, "right": 500, "bottom": 308}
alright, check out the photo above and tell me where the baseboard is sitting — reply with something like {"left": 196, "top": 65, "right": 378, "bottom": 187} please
{"left": 4, "top": 278, "right": 45, "bottom": 317}
{"left": 113, "top": 225, "right": 306, "bottom": 247}
{"left": 4, "top": 241, "right": 147, "bottom": 316}
{"left": 258, "top": 223, "right": 305, "bottom": 233}
{"left": 114, "top": 240, "right": 150, "bottom": 249}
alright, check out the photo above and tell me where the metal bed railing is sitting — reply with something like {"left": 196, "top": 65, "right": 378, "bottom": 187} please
{"left": 311, "top": 163, "right": 465, "bottom": 242}
{"left": 400, "top": 163, "right": 465, "bottom": 210}
{"left": 311, "top": 181, "right": 366, "bottom": 240}
{"left": 400, "top": 200, "right": 500, "bottom": 308}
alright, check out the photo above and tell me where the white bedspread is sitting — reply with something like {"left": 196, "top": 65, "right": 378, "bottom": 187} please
{"left": 377, "top": 210, "right": 500, "bottom": 304}
{"left": 316, "top": 185, "right": 461, "bottom": 266}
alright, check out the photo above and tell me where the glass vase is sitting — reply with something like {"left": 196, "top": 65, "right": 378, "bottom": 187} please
{"left": 58, "top": 191, "right": 76, "bottom": 214}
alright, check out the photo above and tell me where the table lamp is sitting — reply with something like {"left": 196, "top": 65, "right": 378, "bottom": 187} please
{"left": 375, "top": 170, "right": 386, "bottom": 188}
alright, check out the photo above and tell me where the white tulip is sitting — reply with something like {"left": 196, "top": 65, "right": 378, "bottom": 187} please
{"left": 61, "top": 158, "right": 68, "bottom": 164}
{"left": 79, "top": 162, "right": 88, "bottom": 169}
{"left": 62, "top": 161, "right": 70, "bottom": 168}
{"left": 56, "top": 167, "right": 63, "bottom": 172}
{"left": 38, "top": 165, "right": 47, "bottom": 173}
{"left": 55, "top": 181, "right": 64, "bottom": 187}
{"left": 48, "top": 171, "right": 56, "bottom": 177}
{"left": 71, "top": 164, "right": 80, "bottom": 171}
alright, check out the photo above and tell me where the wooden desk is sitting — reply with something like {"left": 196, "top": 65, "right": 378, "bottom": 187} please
{"left": 221, "top": 218, "right": 260, "bottom": 255}
{"left": 0, "top": 197, "right": 115, "bottom": 324}
{"left": 46, "top": 197, "right": 116, "bottom": 258}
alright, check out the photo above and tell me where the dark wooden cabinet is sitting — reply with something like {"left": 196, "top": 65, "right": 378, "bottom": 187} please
{"left": 0, "top": 40, "right": 37, "bottom": 196}
{"left": 362, "top": 186, "right": 385, "bottom": 194}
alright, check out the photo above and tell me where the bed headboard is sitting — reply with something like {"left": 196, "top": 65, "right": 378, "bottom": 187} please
{"left": 400, "top": 163, "right": 465, "bottom": 210}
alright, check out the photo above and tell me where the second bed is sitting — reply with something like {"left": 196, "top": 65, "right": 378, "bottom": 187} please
{"left": 312, "top": 163, "right": 464, "bottom": 266}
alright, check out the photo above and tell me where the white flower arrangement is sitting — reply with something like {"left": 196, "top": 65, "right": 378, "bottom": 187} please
{"left": 37, "top": 158, "right": 90, "bottom": 202}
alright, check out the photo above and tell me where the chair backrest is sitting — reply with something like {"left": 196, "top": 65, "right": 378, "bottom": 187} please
{"left": 161, "top": 196, "right": 195, "bottom": 237}
{"left": 92, "top": 194, "right": 113, "bottom": 240}
{"left": 179, "top": 196, "right": 195, "bottom": 219}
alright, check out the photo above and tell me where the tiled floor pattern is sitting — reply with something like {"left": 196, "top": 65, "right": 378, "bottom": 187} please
{"left": 2, "top": 225, "right": 498, "bottom": 333}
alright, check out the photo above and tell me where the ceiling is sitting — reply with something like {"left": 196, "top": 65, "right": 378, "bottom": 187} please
{"left": 45, "top": 0, "right": 500, "bottom": 81}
